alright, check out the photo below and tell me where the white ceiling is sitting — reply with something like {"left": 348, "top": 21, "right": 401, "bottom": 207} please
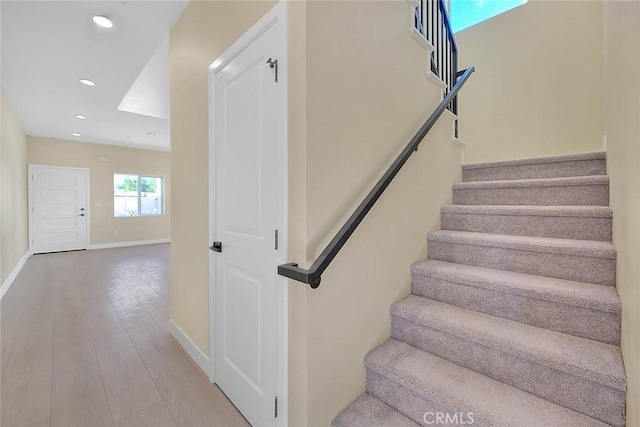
{"left": 1, "top": 1, "right": 188, "bottom": 151}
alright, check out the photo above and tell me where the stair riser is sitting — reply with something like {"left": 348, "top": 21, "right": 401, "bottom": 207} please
{"left": 441, "top": 213, "right": 612, "bottom": 241}
{"left": 366, "top": 370, "right": 474, "bottom": 426}
{"left": 391, "top": 317, "right": 625, "bottom": 427}
{"left": 427, "top": 241, "right": 616, "bottom": 285}
{"left": 462, "top": 159, "right": 606, "bottom": 182}
{"left": 452, "top": 185, "right": 609, "bottom": 206}
{"left": 411, "top": 274, "right": 621, "bottom": 345}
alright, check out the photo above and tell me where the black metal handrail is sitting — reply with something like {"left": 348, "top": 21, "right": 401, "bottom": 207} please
{"left": 278, "top": 67, "right": 475, "bottom": 288}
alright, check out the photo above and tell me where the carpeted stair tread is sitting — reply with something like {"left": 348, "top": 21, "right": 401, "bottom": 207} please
{"left": 452, "top": 176, "right": 609, "bottom": 206}
{"left": 365, "top": 339, "right": 609, "bottom": 427}
{"left": 462, "top": 152, "right": 606, "bottom": 170}
{"left": 441, "top": 204, "right": 612, "bottom": 217}
{"left": 440, "top": 205, "right": 613, "bottom": 240}
{"left": 391, "top": 296, "right": 625, "bottom": 391}
{"left": 332, "top": 393, "right": 420, "bottom": 427}
{"left": 453, "top": 175, "right": 609, "bottom": 190}
{"left": 462, "top": 152, "right": 607, "bottom": 182}
{"left": 427, "top": 230, "right": 616, "bottom": 259}
{"left": 411, "top": 259, "right": 620, "bottom": 314}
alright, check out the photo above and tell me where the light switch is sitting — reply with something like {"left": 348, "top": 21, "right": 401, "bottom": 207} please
{"left": 95, "top": 201, "right": 102, "bottom": 208}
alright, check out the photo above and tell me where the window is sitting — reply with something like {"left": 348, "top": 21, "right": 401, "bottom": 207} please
{"left": 451, "top": 0, "right": 527, "bottom": 33}
{"left": 114, "top": 174, "right": 163, "bottom": 217}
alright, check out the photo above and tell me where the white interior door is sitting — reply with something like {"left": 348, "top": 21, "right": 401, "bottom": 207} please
{"left": 210, "top": 9, "right": 284, "bottom": 427}
{"left": 30, "top": 165, "right": 88, "bottom": 254}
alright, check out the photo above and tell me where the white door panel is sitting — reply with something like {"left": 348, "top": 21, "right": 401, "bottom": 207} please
{"left": 211, "top": 16, "right": 282, "bottom": 427}
{"left": 31, "top": 166, "right": 88, "bottom": 254}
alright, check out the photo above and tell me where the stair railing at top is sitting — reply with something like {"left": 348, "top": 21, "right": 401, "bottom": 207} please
{"left": 278, "top": 67, "right": 475, "bottom": 289}
{"left": 415, "top": 0, "right": 459, "bottom": 116}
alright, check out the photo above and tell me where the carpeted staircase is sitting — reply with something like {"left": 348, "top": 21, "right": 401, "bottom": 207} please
{"left": 333, "top": 152, "right": 626, "bottom": 427}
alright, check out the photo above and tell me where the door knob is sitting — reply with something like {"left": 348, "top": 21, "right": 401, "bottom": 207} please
{"left": 210, "top": 241, "right": 222, "bottom": 253}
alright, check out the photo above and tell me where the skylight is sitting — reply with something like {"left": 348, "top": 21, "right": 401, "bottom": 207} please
{"left": 451, "top": 0, "right": 527, "bottom": 33}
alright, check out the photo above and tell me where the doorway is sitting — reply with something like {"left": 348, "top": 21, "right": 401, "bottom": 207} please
{"left": 208, "top": 3, "right": 287, "bottom": 426}
{"left": 29, "top": 164, "right": 89, "bottom": 254}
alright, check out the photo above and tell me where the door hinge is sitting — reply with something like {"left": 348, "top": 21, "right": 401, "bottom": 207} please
{"left": 274, "top": 396, "right": 278, "bottom": 418}
{"left": 275, "top": 229, "right": 279, "bottom": 250}
{"left": 266, "top": 58, "right": 278, "bottom": 83}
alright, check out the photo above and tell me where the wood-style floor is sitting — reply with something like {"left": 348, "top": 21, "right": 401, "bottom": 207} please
{"left": 1, "top": 244, "right": 250, "bottom": 427}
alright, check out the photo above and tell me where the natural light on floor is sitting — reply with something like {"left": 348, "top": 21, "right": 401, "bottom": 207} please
{"left": 451, "top": 0, "right": 527, "bottom": 33}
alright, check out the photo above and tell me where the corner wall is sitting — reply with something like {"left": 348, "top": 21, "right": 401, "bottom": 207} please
{"left": 27, "top": 136, "right": 171, "bottom": 246}
{"left": 456, "top": 0, "right": 603, "bottom": 164}
{"left": 602, "top": 2, "right": 640, "bottom": 426}
{"left": 0, "top": 87, "right": 28, "bottom": 286}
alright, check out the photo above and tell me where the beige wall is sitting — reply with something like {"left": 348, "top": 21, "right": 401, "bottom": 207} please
{"left": 303, "top": 2, "right": 460, "bottom": 425}
{"left": 602, "top": 2, "right": 640, "bottom": 426}
{"left": 0, "top": 87, "right": 28, "bottom": 285}
{"left": 456, "top": 0, "right": 603, "bottom": 164}
{"left": 170, "top": 1, "right": 461, "bottom": 425}
{"left": 27, "top": 137, "right": 170, "bottom": 245}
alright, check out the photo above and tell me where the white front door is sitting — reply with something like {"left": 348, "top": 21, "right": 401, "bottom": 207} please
{"left": 210, "top": 7, "right": 284, "bottom": 427}
{"left": 30, "top": 165, "right": 88, "bottom": 254}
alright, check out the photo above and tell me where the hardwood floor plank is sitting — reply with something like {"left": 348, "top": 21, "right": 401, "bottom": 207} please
{"left": 121, "top": 314, "right": 182, "bottom": 366}
{"left": 1, "top": 374, "right": 51, "bottom": 427}
{"left": 148, "top": 305, "right": 171, "bottom": 333}
{"left": 50, "top": 362, "right": 112, "bottom": 427}
{"left": 113, "top": 401, "right": 177, "bottom": 427}
{"left": 52, "top": 329, "right": 96, "bottom": 375}
{"left": 95, "top": 350, "right": 162, "bottom": 421}
{"left": 3, "top": 328, "right": 53, "bottom": 382}
{"left": 29, "top": 418, "right": 50, "bottom": 427}
{"left": 211, "top": 384, "right": 252, "bottom": 427}
{"left": 147, "top": 355, "right": 243, "bottom": 427}
{"left": 52, "top": 312, "right": 96, "bottom": 374}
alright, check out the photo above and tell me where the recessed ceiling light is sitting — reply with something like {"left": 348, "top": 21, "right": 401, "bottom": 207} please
{"left": 80, "top": 79, "right": 96, "bottom": 86}
{"left": 72, "top": 133, "right": 81, "bottom": 137}
{"left": 74, "top": 114, "right": 86, "bottom": 120}
{"left": 92, "top": 15, "right": 113, "bottom": 29}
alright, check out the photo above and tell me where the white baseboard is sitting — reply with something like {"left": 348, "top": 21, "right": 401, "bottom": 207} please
{"left": 1, "top": 251, "right": 30, "bottom": 300}
{"left": 88, "top": 238, "right": 171, "bottom": 250}
{"left": 169, "top": 319, "right": 212, "bottom": 378}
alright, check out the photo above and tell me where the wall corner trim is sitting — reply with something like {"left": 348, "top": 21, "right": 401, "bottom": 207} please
{"left": 1, "top": 251, "right": 31, "bottom": 300}
{"left": 87, "top": 238, "right": 171, "bottom": 250}
{"left": 412, "top": 27, "right": 436, "bottom": 53}
{"left": 427, "top": 70, "right": 448, "bottom": 89}
{"left": 441, "top": 109, "right": 466, "bottom": 147}
{"left": 169, "top": 319, "right": 212, "bottom": 378}
{"left": 452, "top": 137, "right": 467, "bottom": 147}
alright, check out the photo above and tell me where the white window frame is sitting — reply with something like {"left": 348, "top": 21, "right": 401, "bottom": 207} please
{"left": 114, "top": 174, "right": 165, "bottom": 217}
